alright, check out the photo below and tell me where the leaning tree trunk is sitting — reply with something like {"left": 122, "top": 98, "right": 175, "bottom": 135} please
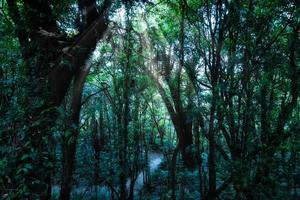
{"left": 59, "top": 67, "right": 90, "bottom": 200}
{"left": 6, "top": 0, "right": 112, "bottom": 199}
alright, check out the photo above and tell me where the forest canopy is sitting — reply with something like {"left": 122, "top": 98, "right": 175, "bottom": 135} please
{"left": 0, "top": 0, "right": 299, "bottom": 199}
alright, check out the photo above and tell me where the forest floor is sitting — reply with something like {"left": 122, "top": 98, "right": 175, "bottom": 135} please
{"left": 127, "top": 151, "right": 163, "bottom": 191}
{"left": 52, "top": 151, "right": 164, "bottom": 199}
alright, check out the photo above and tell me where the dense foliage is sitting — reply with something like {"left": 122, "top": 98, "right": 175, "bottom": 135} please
{"left": 0, "top": 0, "right": 299, "bottom": 199}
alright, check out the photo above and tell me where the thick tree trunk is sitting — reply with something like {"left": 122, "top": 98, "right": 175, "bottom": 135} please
{"left": 59, "top": 67, "right": 90, "bottom": 200}
{"left": 60, "top": 137, "right": 78, "bottom": 200}
{"left": 171, "top": 146, "right": 179, "bottom": 200}
{"left": 177, "top": 115, "right": 194, "bottom": 167}
{"left": 207, "top": 91, "right": 217, "bottom": 200}
{"left": 6, "top": 0, "right": 111, "bottom": 198}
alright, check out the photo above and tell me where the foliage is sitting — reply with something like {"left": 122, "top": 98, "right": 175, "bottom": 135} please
{"left": 0, "top": 0, "right": 299, "bottom": 199}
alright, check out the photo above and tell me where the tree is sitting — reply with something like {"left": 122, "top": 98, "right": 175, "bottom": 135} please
{"left": 5, "top": 0, "right": 111, "bottom": 198}
{"left": 0, "top": 0, "right": 299, "bottom": 199}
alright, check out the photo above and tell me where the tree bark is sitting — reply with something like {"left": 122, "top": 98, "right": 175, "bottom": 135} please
{"left": 6, "top": 0, "right": 112, "bottom": 198}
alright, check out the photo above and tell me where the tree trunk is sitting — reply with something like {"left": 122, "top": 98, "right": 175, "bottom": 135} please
{"left": 207, "top": 90, "right": 217, "bottom": 200}
{"left": 60, "top": 137, "right": 78, "bottom": 200}
{"left": 59, "top": 68, "right": 90, "bottom": 200}
{"left": 6, "top": 0, "right": 111, "bottom": 198}
{"left": 171, "top": 146, "right": 179, "bottom": 200}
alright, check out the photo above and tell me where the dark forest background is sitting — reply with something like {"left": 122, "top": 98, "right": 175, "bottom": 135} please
{"left": 0, "top": 0, "right": 299, "bottom": 199}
